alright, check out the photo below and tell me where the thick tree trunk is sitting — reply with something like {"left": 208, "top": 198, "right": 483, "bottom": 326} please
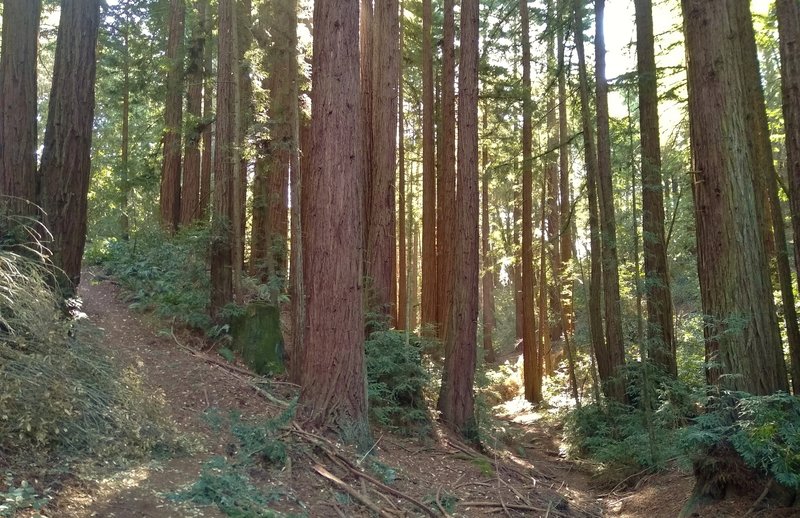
{"left": 39, "top": 0, "right": 100, "bottom": 292}
{"left": 210, "top": 0, "right": 236, "bottom": 316}
{"left": 683, "top": 0, "right": 788, "bottom": 395}
{"left": 520, "top": 0, "right": 541, "bottom": 404}
{"left": 160, "top": 0, "right": 185, "bottom": 233}
{"left": 300, "top": 0, "right": 369, "bottom": 438}
{"left": 594, "top": 0, "right": 626, "bottom": 401}
{"left": 180, "top": 1, "right": 206, "bottom": 227}
{"left": 439, "top": 0, "right": 479, "bottom": 439}
{"left": 420, "top": 0, "right": 438, "bottom": 333}
{"left": 0, "top": 0, "right": 41, "bottom": 219}
{"left": 635, "top": 0, "right": 676, "bottom": 376}
{"left": 436, "top": 0, "right": 456, "bottom": 340}
{"left": 777, "top": 0, "right": 800, "bottom": 394}
{"left": 367, "top": 0, "right": 399, "bottom": 323}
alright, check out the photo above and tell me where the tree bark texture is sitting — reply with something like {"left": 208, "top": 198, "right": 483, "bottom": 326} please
{"left": 436, "top": 0, "right": 457, "bottom": 340}
{"left": 300, "top": 0, "right": 369, "bottom": 437}
{"left": 594, "top": 0, "right": 626, "bottom": 401}
{"left": 439, "top": 0, "right": 479, "bottom": 439}
{"left": 683, "top": 0, "right": 788, "bottom": 395}
{"left": 210, "top": 0, "right": 236, "bottom": 316}
{"left": 398, "top": 7, "right": 408, "bottom": 330}
{"left": 777, "top": 0, "right": 800, "bottom": 394}
{"left": 200, "top": 0, "right": 213, "bottom": 220}
{"left": 367, "top": 0, "right": 399, "bottom": 323}
{"left": 421, "top": 0, "right": 438, "bottom": 333}
{"left": 634, "top": 0, "right": 676, "bottom": 376}
{"left": 0, "top": 0, "right": 41, "bottom": 218}
{"left": 159, "top": 0, "right": 185, "bottom": 233}
{"left": 180, "top": 1, "right": 206, "bottom": 227}
{"left": 39, "top": 0, "right": 100, "bottom": 292}
{"left": 557, "top": 0, "right": 573, "bottom": 335}
{"left": 520, "top": 0, "right": 542, "bottom": 404}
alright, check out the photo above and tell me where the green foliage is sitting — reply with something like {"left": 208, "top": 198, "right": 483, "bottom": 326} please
{"left": 174, "top": 402, "right": 297, "bottom": 517}
{"left": 364, "top": 330, "right": 433, "bottom": 435}
{"left": 0, "top": 223, "right": 181, "bottom": 482}
{"left": 99, "top": 226, "right": 213, "bottom": 331}
{"left": 0, "top": 478, "right": 49, "bottom": 517}
{"left": 680, "top": 392, "right": 800, "bottom": 489}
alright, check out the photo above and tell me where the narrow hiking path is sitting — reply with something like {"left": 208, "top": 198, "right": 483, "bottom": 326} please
{"left": 46, "top": 269, "right": 687, "bottom": 517}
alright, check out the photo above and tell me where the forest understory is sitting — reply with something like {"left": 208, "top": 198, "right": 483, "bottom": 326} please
{"left": 2, "top": 269, "right": 790, "bottom": 518}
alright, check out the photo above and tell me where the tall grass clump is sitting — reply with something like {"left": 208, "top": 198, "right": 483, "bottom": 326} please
{"left": 0, "top": 217, "right": 179, "bottom": 475}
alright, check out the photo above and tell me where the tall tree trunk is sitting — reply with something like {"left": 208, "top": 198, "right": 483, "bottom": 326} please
{"left": 39, "top": 0, "right": 101, "bottom": 292}
{"left": 200, "top": 0, "right": 213, "bottom": 220}
{"left": 300, "top": 0, "right": 369, "bottom": 438}
{"left": 210, "top": 0, "right": 237, "bottom": 316}
{"left": 367, "top": 0, "right": 399, "bottom": 323}
{"left": 120, "top": 19, "right": 131, "bottom": 240}
{"left": 557, "top": 0, "right": 573, "bottom": 335}
{"left": 398, "top": 4, "right": 408, "bottom": 330}
{"left": 520, "top": 0, "right": 541, "bottom": 404}
{"left": 181, "top": 1, "right": 206, "bottom": 227}
{"left": 439, "top": 0, "right": 479, "bottom": 439}
{"left": 545, "top": 0, "right": 561, "bottom": 345}
{"left": 420, "top": 0, "right": 438, "bottom": 333}
{"left": 539, "top": 161, "right": 552, "bottom": 376}
{"left": 481, "top": 111, "right": 496, "bottom": 363}
{"left": 683, "top": 0, "right": 788, "bottom": 395}
{"left": 232, "top": 0, "right": 251, "bottom": 304}
{"left": 0, "top": 0, "right": 41, "bottom": 220}
{"left": 635, "top": 0, "right": 676, "bottom": 376}
{"left": 777, "top": 0, "right": 800, "bottom": 394}
{"left": 574, "top": 0, "right": 614, "bottom": 401}
{"left": 437, "top": 0, "right": 457, "bottom": 340}
{"left": 291, "top": 105, "right": 310, "bottom": 384}
{"left": 160, "top": 0, "right": 185, "bottom": 233}
{"left": 594, "top": 0, "right": 626, "bottom": 401}
{"left": 513, "top": 199, "right": 524, "bottom": 342}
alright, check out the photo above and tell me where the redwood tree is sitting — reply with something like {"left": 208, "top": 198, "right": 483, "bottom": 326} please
{"left": 0, "top": 0, "right": 41, "bottom": 219}
{"left": 159, "top": 0, "right": 185, "bottom": 233}
{"left": 39, "top": 0, "right": 101, "bottom": 292}
{"left": 300, "top": 0, "right": 369, "bottom": 436}
{"left": 683, "top": 0, "right": 788, "bottom": 395}
{"left": 439, "top": 0, "right": 479, "bottom": 439}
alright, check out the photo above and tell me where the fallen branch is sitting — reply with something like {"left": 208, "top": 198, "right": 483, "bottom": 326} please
{"left": 312, "top": 464, "right": 392, "bottom": 518}
{"left": 460, "top": 501, "right": 548, "bottom": 513}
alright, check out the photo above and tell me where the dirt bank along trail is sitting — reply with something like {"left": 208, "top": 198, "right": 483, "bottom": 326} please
{"left": 45, "top": 270, "right": 694, "bottom": 517}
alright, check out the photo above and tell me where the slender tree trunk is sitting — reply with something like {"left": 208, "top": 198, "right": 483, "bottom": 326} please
{"left": 778, "top": 0, "right": 800, "bottom": 394}
{"left": 160, "top": 0, "right": 185, "bottom": 233}
{"left": 545, "top": 0, "right": 561, "bottom": 345}
{"left": 367, "top": 0, "right": 399, "bottom": 323}
{"left": 683, "top": 0, "right": 788, "bottom": 395}
{"left": 420, "top": 0, "right": 438, "bottom": 334}
{"left": 513, "top": 199, "right": 524, "bottom": 342}
{"left": 481, "top": 111, "right": 496, "bottom": 363}
{"left": 635, "top": 0, "right": 676, "bottom": 376}
{"left": 0, "top": 0, "right": 41, "bottom": 219}
{"left": 210, "top": 0, "right": 236, "bottom": 316}
{"left": 291, "top": 105, "right": 310, "bottom": 384}
{"left": 181, "top": 1, "right": 206, "bottom": 227}
{"left": 200, "top": 0, "right": 213, "bottom": 220}
{"left": 557, "top": 0, "right": 573, "bottom": 335}
{"left": 120, "top": 22, "right": 131, "bottom": 240}
{"left": 520, "top": 0, "right": 541, "bottom": 403}
{"left": 539, "top": 162, "right": 552, "bottom": 376}
{"left": 39, "top": 0, "right": 101, "bottom": 292}
{"left": 436, "top": 0, "right": 457, "bottom": 340}
{"left": 594, "top": 0, "right": 626, "bottom": 400}
{"left": 574, "top": 0, "right": 614, "bottom": 401}
{"left": 398, "top": 4, "right": 408, "bottom": 330}
{"left": 439, "top": 0, "right": 479, "bottom": 439}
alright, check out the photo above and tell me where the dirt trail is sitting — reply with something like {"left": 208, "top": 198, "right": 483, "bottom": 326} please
{"left": 49, "top": 270, "right": 693, "bottom": 517}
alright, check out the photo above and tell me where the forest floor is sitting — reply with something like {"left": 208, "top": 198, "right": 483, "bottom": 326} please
{"left": 33, "top": 269, "right": 763, "bottom": 517}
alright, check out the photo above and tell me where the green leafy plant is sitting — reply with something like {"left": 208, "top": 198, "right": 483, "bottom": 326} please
{"left": 365, "top": 330, "right": 433, "bottom": 435}
{"left": 0, "top": 478, "right": 49, "bottom": 517}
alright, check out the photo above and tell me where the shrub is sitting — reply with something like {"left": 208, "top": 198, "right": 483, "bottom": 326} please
{"left": 365, "top": 330, "right": 433, "bottom": 434}
{"left": 100, "top": 226, "right": 212, "bottom": 331}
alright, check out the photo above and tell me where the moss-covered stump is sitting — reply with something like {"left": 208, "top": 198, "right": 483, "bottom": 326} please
{"left": 230, "top": 303, "right": 284, "bottom": 375}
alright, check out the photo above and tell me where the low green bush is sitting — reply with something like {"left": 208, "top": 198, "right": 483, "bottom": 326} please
{"left": 99, "top": 226, "right": 212, "bottom": 331}
{"left": 365, "top": 330, "right": 434, "bottom": 435}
